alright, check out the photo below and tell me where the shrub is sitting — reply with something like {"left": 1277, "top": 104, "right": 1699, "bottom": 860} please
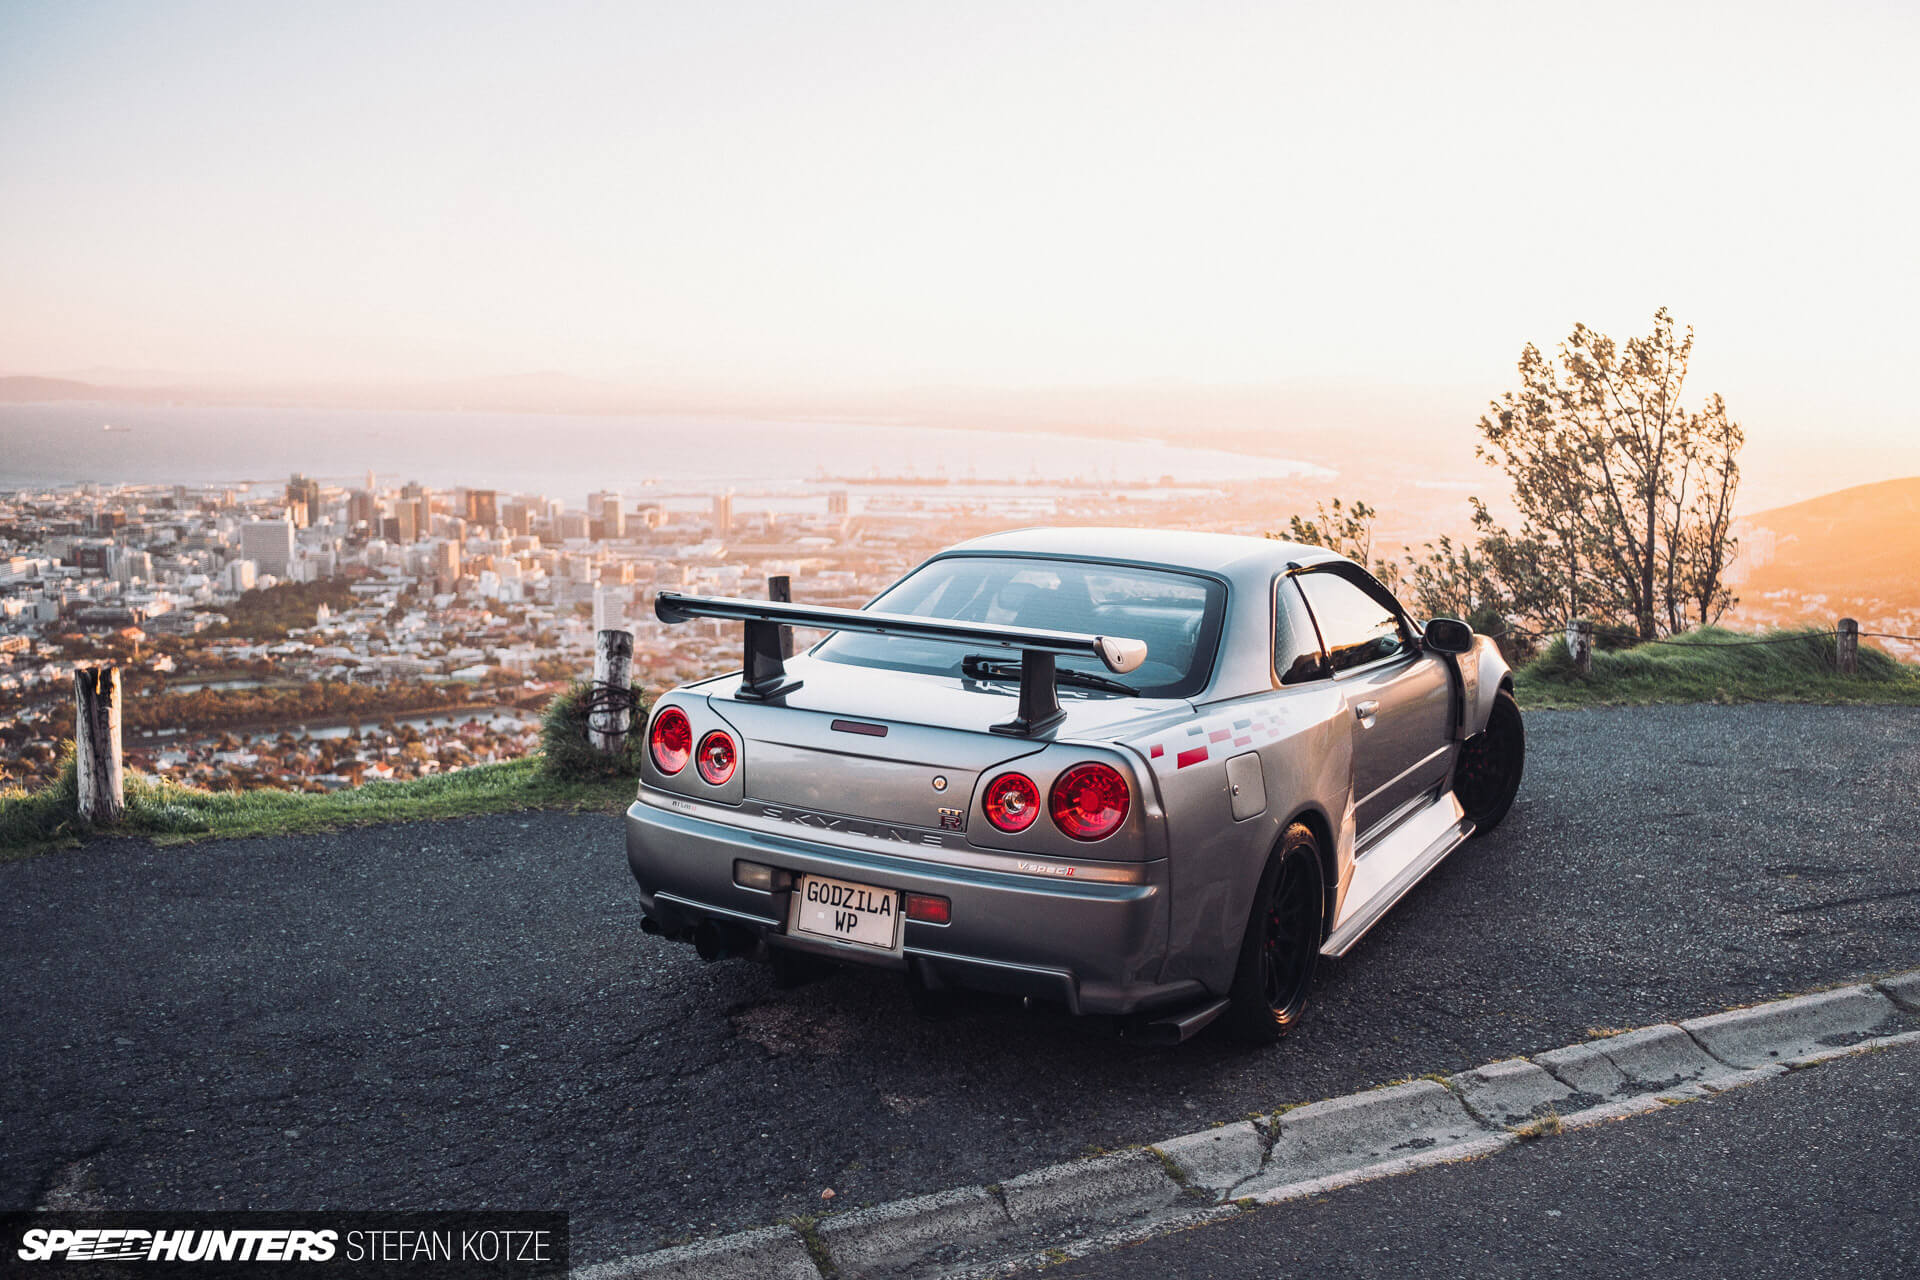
{"left": 540, "top": 680, "right": 652, "bottom": 780}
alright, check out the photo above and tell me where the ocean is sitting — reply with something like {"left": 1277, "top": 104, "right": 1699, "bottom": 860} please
{"left": 0, "top": 403, "right": 1328, "bottom": 503}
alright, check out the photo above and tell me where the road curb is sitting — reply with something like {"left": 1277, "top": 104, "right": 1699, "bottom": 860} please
{"left": 1532, "top": 1022, "right": 1740, "bottom": 1113}
{"left": 1153, "top": 1121, "right": 1266, "bottom": 1195}
{"left": 578, "top": 969, "right": 1920, "bottom": 1278}
{"left": 574, "top": 1224, "right": 818, "bottom": 1280}
{"left": 1681, "top": 983, "right": 1900, "bottom": 1068}
{"left": 999, "top": 1147, "right": 1187, "bottom": 1230}
{"left": 815, "top": 1185, "right": 1010, "bottom": 1280}
{"left": 1875, "top": 971, "right": 1920, "bottom": 1014}
{"left": 1229, "top": 1079, "right": 1482, "bottom": 1198}
{"left": 1446, "top": 1058, "right": 1566, "bottom": 1127}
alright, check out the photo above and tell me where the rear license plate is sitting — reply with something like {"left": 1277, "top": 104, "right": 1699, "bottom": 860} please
{"left": 788, "top": 874, "right": 901, "bottom": 951}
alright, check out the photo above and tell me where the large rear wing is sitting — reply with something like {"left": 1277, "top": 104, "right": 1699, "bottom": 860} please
{"left": 654, "top": 590, "right": 1147, "bottom": 736}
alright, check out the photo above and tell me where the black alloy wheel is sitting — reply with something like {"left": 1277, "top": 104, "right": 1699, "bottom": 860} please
{"left": 1455, "top": 686, "right": 1525, "bottom": 833}
{"left": 1224, "top": 824, "right": 1325, "bottom": 1045}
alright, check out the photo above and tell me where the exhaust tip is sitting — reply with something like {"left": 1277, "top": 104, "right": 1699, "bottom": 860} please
{"left": 693, "top": 920, "right": 757, "bottom": 963}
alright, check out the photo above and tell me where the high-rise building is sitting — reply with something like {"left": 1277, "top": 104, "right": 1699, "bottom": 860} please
{"left": 827, "top": 490, "right": 849, "bottom": 517}
{"left": 712, "top": 490, "right": 734, "bottom": 537}
{"left": 383, "top": 500, "right": 417, "bottom": 545}
{"left": 591, "top": 491, "right": 625, "bottom": 540}
{"left": 464, "top": 489, "right": 498, "bottom": 528}
{"left": 400, "top": 482, "right": 431, "bottom": 540}
{"left": 115, "top": 550, "right": 154, "bottom": 584}
{"left": 286, "top": 474, "right": 321, "bottom": 529}
{"left": 434, "top": 540, "right": 461, "bottom": 590}
{"left": 241, "top": 516, "right": 295, "bottom": 577}
{"left": 500, "top": 500, "right": 533, "bottom": 537}
{"left": 348, "top": 490, "right": 379, "bottom": 530}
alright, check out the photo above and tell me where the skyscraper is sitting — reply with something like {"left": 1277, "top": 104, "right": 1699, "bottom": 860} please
{"left": 285, "top": 474, "right": 321, "bottom": 529}
{"left": 712, "top": 490, "right": 733, "bottom": 537}
{"left": 241, "top": 516, "right": 295, "bottom": 577}
{"left": 464, "top": 489, "right": 498, "bottom": 528}
{"left": 434, "top": 540, "right": 461, "bottom": 591}
{"left": 400, "top": 482, "right": 431, "bottom": 540}
{"left": 592, "top": 491, "right": 625, "bottom": 540}
{"left": 384, "top": 498, "right": 418, "bottom": 544}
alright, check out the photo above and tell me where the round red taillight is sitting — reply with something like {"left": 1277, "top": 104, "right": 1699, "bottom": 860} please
{"left": 696, "top": 730, "right": 737, "bottom": 785}
{"left": 649, "top": 706, "right": 692, "bottom": 774}
{"left": 1049, "top": 763, "right": 1130, "bottom": 841}
{"left": 983, "top": 772, "right": 1040, "bottom": 833}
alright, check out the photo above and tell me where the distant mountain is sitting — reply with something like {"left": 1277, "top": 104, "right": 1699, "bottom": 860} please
{"left": 0, "top": 375, "right": 136, "bottom": 403}
{"left": 1739, "top": 476, "right": 1920, "bottom": 611}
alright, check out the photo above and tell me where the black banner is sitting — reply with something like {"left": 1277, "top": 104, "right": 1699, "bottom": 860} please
{"left": 0, "top": 1213, "right": 567, "bottom": 1278}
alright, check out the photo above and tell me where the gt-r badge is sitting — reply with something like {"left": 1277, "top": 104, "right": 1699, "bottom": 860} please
{"left": 937, "top": 807, "right": 964, "bottom": 830}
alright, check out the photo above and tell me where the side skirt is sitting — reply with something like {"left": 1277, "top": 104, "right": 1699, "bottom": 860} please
{"left": 1320, "top": 792, "right": 1474, "bottom": 958}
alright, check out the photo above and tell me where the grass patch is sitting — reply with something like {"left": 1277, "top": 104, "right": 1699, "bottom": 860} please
{"left": 1513, "top": 626, "right": 1920, "bottom": 709}
{"left": 0, "top": 750, "right": 634, "bottom": 860}
{"left": 1148, "top": 1146, "right": 1192, "bottom": 1188}
{"left": 780, "top": 1216, "right": 836, "bottom": 1277}
{"left": 1510, "top": 1109, "right": 1565, "bottom": 1141}
{"left": 539, "top": 679, "right": 651, "bottom": 780}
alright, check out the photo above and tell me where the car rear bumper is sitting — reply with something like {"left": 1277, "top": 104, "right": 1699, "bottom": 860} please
{"left": 626, "top": 791, "right": 1199, "bottom": 1016}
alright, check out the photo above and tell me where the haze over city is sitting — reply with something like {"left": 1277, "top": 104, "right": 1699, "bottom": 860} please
{"left": 3, "top": 1, "right": 1917, "bottom": 507}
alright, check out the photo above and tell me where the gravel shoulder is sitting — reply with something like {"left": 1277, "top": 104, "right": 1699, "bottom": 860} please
{"left": 3, "top": 704, "right": 1916, "bottom": 1265}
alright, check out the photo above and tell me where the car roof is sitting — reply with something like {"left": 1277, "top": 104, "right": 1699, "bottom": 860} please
{"left": 946, "top": 526, "right": 1338, "bottom": 579}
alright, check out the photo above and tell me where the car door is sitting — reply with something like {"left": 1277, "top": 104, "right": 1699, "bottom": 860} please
{"left": 1291, "top": 567, "right": 1453, "bottom": 835}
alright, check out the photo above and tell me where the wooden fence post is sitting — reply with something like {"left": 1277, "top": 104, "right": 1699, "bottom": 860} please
{"left": 73, "top": 665, "right": 124, "bottom": 823}
{"left": 590, "top": 628, "right": 634, "bottom": 755}
{"left": 1837, "top": 618, "right": 1858, "bottom": 675}
{"left": 767, "top": 573, "right": 794, "bottom": 659}
{"left": 1566, "top": 619, "right": 1594, "bottom": 674}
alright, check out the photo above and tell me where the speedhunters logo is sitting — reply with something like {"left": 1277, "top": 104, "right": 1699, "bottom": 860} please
{"left": 0, "top": 1213, "right": 567, "bottom": 1276}
{"left": 18, "top": 1229, "right": 338, "bottom": 1263}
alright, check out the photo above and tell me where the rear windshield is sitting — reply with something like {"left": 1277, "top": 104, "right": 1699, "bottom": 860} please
{"left": 812, "top": 555, "right": 1224, "bottom": 698}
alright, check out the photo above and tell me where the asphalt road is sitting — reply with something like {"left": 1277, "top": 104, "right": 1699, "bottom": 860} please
{"left": 1055, "top": 1039, "right": 1920, "bottom": 1279}
{"left": 3, "top": 705, "right": 1918, "bottom": 1266}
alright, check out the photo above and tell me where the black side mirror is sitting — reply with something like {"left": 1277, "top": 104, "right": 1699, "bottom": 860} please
{"left": 1422, "top": 617, "right": 1475, "bottom": 655}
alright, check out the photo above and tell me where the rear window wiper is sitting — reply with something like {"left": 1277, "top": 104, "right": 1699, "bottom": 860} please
{"left": 960, "top": 654, "right": 1139, "bottom": 696}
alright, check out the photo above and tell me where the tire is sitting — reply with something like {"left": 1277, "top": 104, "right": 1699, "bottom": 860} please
{"left": 1455, "top": 687, "right": 1525, "bottom": 834}
{"left": 1222, "top": 823, "right": 1326, "bottom": 1045}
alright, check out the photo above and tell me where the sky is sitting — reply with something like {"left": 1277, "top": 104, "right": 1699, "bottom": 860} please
{"left": 2, "top": 1, "right": 1916, "bottom": 489}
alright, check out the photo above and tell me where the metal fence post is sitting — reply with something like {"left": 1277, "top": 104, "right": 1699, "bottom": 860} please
{"left": 1837, "top": 618, "right": 1858, "bottom": 675}
{"left": 1566, "top": 619, "right": 1594, "bottom": 674}
{"left": 767, "top": 573, "right": 794, "bottom": 659}
{"left": 73, "top": 665, "right": 124, "bottom": 823}
{"left": 590, "top": 629, "right": 634, "bottom": 755}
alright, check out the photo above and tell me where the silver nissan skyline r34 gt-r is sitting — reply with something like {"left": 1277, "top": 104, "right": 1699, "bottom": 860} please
{"left": 625, "top": 527, "right": 1524, "bottom": 1044}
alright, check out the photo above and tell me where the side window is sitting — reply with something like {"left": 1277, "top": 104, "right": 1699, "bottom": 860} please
{"left": 1295, "top": 571, "right": 1409, "bottom": 673}
{"left": 1275, "top": 579, "right": 1327, "bottom": 684}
